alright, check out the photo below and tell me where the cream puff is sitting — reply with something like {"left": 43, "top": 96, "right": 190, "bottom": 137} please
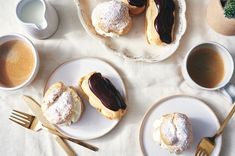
{"left": 146, "top": 0, "right": 175, "bottom": 45}
{"left": 79, "top": 72, "right": 127, "bottom": 120}
{"left": 42, "top": 82, "right": 83, "bottom": 125}
{"left": 153, "top": 113, "right": 193, "bottom": 154}
{"left": 91, "top": 0, "right": 132, "bottom": 37}
{"left": 122, "top": 0, "right": 146, "bottom": 15}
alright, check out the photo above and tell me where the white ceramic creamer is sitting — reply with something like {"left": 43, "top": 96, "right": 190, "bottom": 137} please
{"left": 16, "top": 0, "right": 59, "bottom": 39}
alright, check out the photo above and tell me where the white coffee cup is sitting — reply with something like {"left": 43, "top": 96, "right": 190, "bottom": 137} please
{"left": 0, "top": 34, "right": 40, "bottom": 91}
{"left": 182, "top": 42, "right": 235, "bottom": 102}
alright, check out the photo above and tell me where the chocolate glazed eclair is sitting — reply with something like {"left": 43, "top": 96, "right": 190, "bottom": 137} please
{"left": 146, "top": 0, "right": 175, "bottom": 45}
{"left": 79, "top": 72, "right": 127, "bottom": 120}
{"left": 122, "top": 0, "right": 146, "bottom": 15}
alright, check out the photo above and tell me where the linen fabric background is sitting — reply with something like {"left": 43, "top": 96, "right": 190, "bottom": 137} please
{"left": 0, "top": 0, "right": 235, "bottom": 155}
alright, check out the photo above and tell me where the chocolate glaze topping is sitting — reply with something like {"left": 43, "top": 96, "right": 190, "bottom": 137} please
{"left": 88, "top": 73, "right": 127, "bottom": 111}
{"left": 128, "top": 0, "right": 146, "bottom": 7}
{"left": 154, "top": 0, "right": 175, "bottom": 44}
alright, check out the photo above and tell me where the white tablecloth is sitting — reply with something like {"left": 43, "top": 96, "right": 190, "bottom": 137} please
{"left": 0, "top": 0, "right": 235, "bottom": 155}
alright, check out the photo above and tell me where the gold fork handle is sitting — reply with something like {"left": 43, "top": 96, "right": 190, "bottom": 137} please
{"left": 46, "top": 128, "right": 99, "bottom": 152}
{"left": 216, "top": 104, "right": 235, "bottom": 136}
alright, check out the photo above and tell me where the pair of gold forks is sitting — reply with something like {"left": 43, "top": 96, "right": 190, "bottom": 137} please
{"left": 9, "top": 102, "right": 235, "bottom": 156}
{"left": 9, "top": 109, "right": 98, "bottom": 152}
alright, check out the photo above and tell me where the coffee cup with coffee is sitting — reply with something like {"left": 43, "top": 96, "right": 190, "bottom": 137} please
{"left": 0, "top": 34, "right": 39, "bottom": 91}
{"left": 182, "top": 42, "right": 235, "bottom": 103}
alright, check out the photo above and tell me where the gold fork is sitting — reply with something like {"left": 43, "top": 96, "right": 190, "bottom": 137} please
{"left": 195, "top": 104, "right": 235, "bottom": 156}
{"left": 9, "top": 109, "right": 99, "bottom": 152}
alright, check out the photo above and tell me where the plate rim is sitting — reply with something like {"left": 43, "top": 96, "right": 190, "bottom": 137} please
{"left": 74, "top": 0, "right": 187, "bottom": 63}
{"left": 44, "top": 57, "right": 127, "bottom": 140}
{"left": 138, "top": 94, "right": 222, "bottom": 156}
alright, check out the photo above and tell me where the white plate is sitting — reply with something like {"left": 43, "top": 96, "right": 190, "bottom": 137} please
{"left": 45, "top": 58, "right": 126, "bottom": 140}
{"left": 74, "top": 0, "right": 187, "bottom": 62}
{"left": 139, "top": 95, "right": 222, "bottom": 156}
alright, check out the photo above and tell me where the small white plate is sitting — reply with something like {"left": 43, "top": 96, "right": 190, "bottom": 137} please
{"left": 139, "top": 95, "right": 222, "bottom": 156}
{"left": 45, "top": 58, "right": 126, "bottom": 140}
{"left": 74, "top": 0, "right": 187, "bottom": 62}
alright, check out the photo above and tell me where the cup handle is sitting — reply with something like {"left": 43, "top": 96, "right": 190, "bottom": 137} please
{"left": 221, "top": 83, "right": 235, "bottom": 103}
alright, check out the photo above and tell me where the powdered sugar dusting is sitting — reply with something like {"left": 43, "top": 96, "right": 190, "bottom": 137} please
{"left": 77, "top": 0, "right": 187, "bottom": 62}
{"left": 160, "top": 120, "right": 178, "bottom": 145}
{"left": 174, "top": 113, "right": 191, "bottom": 151}
{"left": 45, "top": 91, "right": 73, "bottom": 124}
{"left": 91, "top": 0, "right": 131, "bottom": 37}
{"left": 43, "top": 87, "right": 61, "bottom": 104}
{"left": 153, "top": 113, "right": 193, "bottom": 154}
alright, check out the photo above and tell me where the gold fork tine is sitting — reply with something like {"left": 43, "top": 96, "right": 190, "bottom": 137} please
{"left": 9, "top": 109, "right": 99, "bottom": 152}
{"left": 11, "top": 110, "right": 35, "bottom": 123}
{"left": 202, "top": 148, "right": 209, "bottom": 156}
{"left": 10, "top": 111, "right": 32, "bottom": 128}
{"left": 9, "top": 117, "right": 28, "bottom": 127}
{"left": 204, "top": 150, "right": 209, "bottom": 156}
{"left": 195, "top": 104, "right": 235, "bottom": 156}
{"left": 9, "top": 115, "right": 28, "bottom": 124}
{"left": 195, "top": 150, "right": 199, "bottom": 156}
{"left": 11, "top": 112, "right": 29, "bottom": 120}
{"left": 200, "top": 150, "right": 205, "bottom": 156}
{"left": 200, "top": 150, "right": 204, "bottom": 156}
{"left": 195, "top": 147, "right": 201, "bottom": 156}
{"left": 200, "top": 149, "right": 207, "bottom": 156}
{"left": 196, "top": 149, "right": 204, "bottom": 156}
{"left": 12, "top": 109, "right": 34, "bottom": 120}
{"left": 196, "top": 149, "right": 202, "bottom": 156}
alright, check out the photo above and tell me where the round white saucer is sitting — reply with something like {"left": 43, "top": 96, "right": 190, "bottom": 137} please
{"left": 139, "top": 95, "right": 222, "bottom": 156}
{"left": 45, "top": 57, "right": 126, "bottom": 140}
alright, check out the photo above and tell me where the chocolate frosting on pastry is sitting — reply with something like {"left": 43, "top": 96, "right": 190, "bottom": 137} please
{"left": 128, "top": 0, "right": 146, "bottom": 7}
{"left": 154, "top": 0, "right": 175, "bottom": 44}
{"left": 88, "top": 73, "right": 127, "bottom": 111}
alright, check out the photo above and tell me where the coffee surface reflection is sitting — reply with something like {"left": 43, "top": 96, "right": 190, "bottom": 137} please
{"left": 0, "top": 40, "right": 35, "bottom": 87}
{"left": 187, "top": 48, "right": 225, "bottom": 88}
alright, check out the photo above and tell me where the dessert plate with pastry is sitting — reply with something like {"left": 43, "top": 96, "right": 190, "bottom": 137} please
{"left": 44, "top": 58, "right": 127, "bottom": 140}
{"left": 74, "top": 0, "right": 186, "bottom": 62}
{"left": 139, "top": 95, "right": 222, "bottom": 156}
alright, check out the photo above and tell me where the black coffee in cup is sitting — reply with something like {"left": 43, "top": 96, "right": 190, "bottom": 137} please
{"left": 187, "top": 48, "right": 225, "bottom": 88}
